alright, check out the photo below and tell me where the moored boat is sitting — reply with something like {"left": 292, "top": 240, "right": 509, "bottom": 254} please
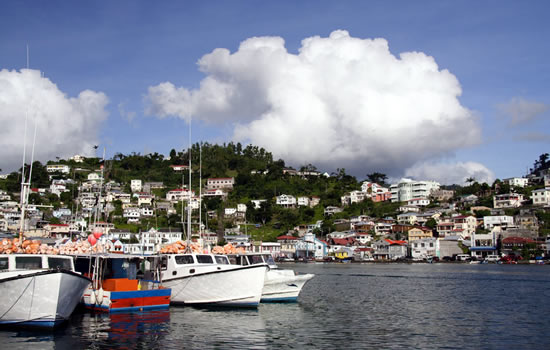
{"left": 74, "top": 254, "right": 171, "bottom": 312}
{"left": 228, "top": 253, "right": 314, "bottom": 302}
{"left": 0, "top": 254, "right": 91, "bottom": 329}
{"left": 160, "top": 253, "right": 267, "bottom": 307}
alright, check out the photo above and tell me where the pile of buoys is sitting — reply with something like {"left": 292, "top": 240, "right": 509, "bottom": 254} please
{"left": 159, "top": 240, "right": 202, "bottom": 254}
{"left": 57, "top": 240, "right": 107, "bottom": 255}
{"left": 211, "top": 243, "right": 245, "bottom": 255}
{"left": 0, "top": 238, "right": 58, "bottom": 255}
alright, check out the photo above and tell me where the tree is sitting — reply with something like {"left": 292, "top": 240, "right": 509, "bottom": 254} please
{"left": 366, "top": 172, "right": 388, "bottom": 185}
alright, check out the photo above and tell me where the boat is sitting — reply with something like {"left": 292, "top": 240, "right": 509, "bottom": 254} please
{"left": 160, "top": 253, "right": 267, "bottom": 307}
{"left": 228, "top": 253, "right": 314, "bottom": 302}
{"left": 74, "top": 254, "right": 171, "bottom": 312}
{"left": 0, "top": 253, "right": 91, "bottom": 328}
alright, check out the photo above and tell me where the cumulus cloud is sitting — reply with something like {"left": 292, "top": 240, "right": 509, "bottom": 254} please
{"left": 404, "top": 161, "right": 495, "bottom": 185}
{"left": 0, "top": 69, "right": 109, "bottom": 172}
{"left": 497, "top": 97, "right": 548, "bottom": 125}
{"left": 147, "top": 30, "right": 481, "bottom": 176}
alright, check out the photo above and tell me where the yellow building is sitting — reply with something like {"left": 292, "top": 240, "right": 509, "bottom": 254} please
{"left": 408, "top": 227, "right": 433, "bottom": 242}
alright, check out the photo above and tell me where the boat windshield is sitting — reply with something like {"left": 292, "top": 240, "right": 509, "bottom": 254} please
{"left": 0, "top": 257, "right": 8, "bottom": 270}
{"left": 48, "top": 257, "right": 72, "bottom": 270}
{"left": 263, "top": 254, "right": 276, "bottom": 265}
{"left": 215, "top": 256, "right": 230, "bottom": 265}
{"left": 196, "top": 255, "right": 214, "bottom": 264}
{"left": 175, "top": 255, "right": 194, "bottom": 265}
{"left": 15, "top": 256, "right": 42, "bottom": 269}
{"left": 249, "top": 255, "right": 264, "bottom": 265}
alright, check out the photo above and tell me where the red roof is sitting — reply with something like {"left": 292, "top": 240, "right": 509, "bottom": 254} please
{"left": 502, "top": 237, "right": 535, "bottom": 244}
{"left": 385, "top": 239, "right": 407, "bottom": 245}
{"left": 277, "top": 235, "right": 298, "bottom": 241}
{"left": 332, "top": 238, "right": 351, "bottom": 246}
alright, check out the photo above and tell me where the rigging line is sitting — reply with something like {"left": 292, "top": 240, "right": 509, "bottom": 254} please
{"left": 0, "top": 276, "right": 35, "bottom": 320}
{"left": 28, "top": 273, "right": 37, "bottom": 320}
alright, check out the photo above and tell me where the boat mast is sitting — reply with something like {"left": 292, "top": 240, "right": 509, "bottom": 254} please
{"left": 18, "top": 45, "right": 32, "bottom": 241}
{"left": 186, "top": 116, "right": 192, "bottom": 250}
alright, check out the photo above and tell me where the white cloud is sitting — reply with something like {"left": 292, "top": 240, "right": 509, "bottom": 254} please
{"left": 147, "top": 30, "right": 481, "bottom": 176}
{"left": 0, "top": 69, "right": 109, "bottom": 172}
{"left": 497, "top": 97, "right": 548, "bottom": 125}
{"left": 404, "top": 161, "right": 495, "bottom": 185}
{"left": 118, "top": 101, "right": 136, "bottom": 123}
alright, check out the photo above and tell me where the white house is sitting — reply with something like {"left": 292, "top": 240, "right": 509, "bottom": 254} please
{"left": 251, "top": 199, "right": 267, "bottom": 209}
{"left": 141, "top": 207, "right": 154, "bottom": 217}
{"left": 410, "top": 237, "right": 437, "bottom": 260}
{"left": 297, "top": 196, "right": 310, "bottom": 207}
{"left": 166, "top": 188, "right": 194, "bottom": 202}
{"left": 237, "top": 204, "right": 247, "bottom": 213}
{"left": 202, "top": 188, "right": 226, "bottom": 199}
{"left": 276, "top": 194, "right": 296, "bottom": 208}
{"left": 46, "top": 164, "right": 70, "bottom": 174}
{"left": 532, "top": 188, "right": 550, "bottom": 206}
{"left": 225, "top": 208, "right": 237, "bottom": 216}
{"left": 483, "top": 215, "right": 514, "bottom": 230}
{"left": 138, "top": 194, "right": 153, "bottom": 206}
{"left": 397, "top": 212, "right": 418, "bottom": 225}
{"left": 390, "top": 179, "right": 440, "bottom": 202}
{"left": 69, "top": 154, "right": 85, "bottom": 163}
{"left": 131, "top": 179, "right": 142, "bottom": 192}
{"left": 169, "top": 165, "right": 189, "bottom": 172}
{"left": 206, "top": 178, "right": 235, "bottom": 190}
{"left": 493, "top": 193, "right": 524, "bottom": 209}
{"left": 87, "top": 172, "right": 102, "bottom": 182}
{"left": 407, "top": 198, "right": 430, "bottom": 207}
{"left": 504, "top": 177, "right": 529, "bottom": 188}
{"left": 123, "top": 207, "right": 141, "bottom": 219}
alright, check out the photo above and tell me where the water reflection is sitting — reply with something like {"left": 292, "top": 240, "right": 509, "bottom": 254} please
{"left": 1, "top": 264, "right": 550, "bottom": 349}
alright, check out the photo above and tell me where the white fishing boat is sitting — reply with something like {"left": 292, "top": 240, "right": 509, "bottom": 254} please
{"left": 160, "top": 253, "right": 267, "bottom": 307}
{"left": 228, "top": 253, "right": 314, "bottom": 302}
{"left": 0, "top": 254, "right": 91, "bottom": 328}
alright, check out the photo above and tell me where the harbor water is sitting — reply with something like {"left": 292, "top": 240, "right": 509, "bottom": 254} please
{"left": 1, "top": 263, "right": 549, "bottom": 349}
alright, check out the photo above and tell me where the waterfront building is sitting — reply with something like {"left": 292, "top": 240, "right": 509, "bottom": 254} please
{"left": 410, "top": 237, "right": 437, "bottom": 259}
{"left": 469, "top": 230, "right": 497, "bottom": 259}
{"left": 276, "top": 234, "right": 299, "bottom": 258}
{"left": 295, "top": 232, "right": 327, "bottom": 259}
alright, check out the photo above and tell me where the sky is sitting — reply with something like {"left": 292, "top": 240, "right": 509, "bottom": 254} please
{"left": 1, "top": 1, "right": 549, "bottom": 185}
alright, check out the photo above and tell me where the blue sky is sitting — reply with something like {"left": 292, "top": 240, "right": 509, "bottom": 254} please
{"left": 1, "top": 1, "right": 549, "bottom": 183}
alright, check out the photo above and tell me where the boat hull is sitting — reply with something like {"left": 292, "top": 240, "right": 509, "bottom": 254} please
{"left": 164, "top": 264, "right": 267, "bottom": 307}
{"left": 261, "top": 270, "right": 314, "bottom": 302}
{"left": 0, "top": 270, "right": 91, "bottom": 329}
{"left": 82, "top": 286, "right": 171, "bottom": 313}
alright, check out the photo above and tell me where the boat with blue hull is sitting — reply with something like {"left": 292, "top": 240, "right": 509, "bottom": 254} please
{"left": 74, "top": 254, "right": 171, "bottom": 312}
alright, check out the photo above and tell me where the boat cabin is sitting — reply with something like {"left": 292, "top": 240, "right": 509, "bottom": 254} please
{"left": 0, "top": 254, "right": 75, "bottom": 271}
{"left": 227, "top": 253, "right": 277, "bottom": 268}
